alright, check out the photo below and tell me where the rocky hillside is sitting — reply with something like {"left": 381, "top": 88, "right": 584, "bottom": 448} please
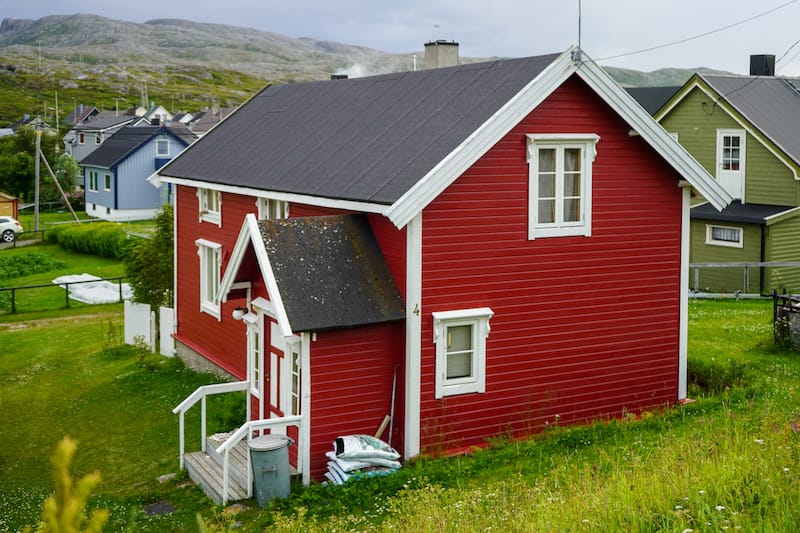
{"left": 0, "top": 14, "right": 732, "bottom": 126}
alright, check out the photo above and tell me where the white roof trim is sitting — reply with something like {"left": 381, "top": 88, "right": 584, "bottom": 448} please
{"left": 385, "top": 49, "right": 577, "bottom": 229}
{"left": 574, "top": 59, "right": 731, "bottom": 211}
{"left": 149, "top": 175, "right": 388, "bottom": 215}
{"left": 218, "top": 213, "right": 294, "bottom": 337}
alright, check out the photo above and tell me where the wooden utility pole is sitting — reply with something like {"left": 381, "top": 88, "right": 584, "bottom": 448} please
{"left": 34, "top": 125, "right": 41, "bottom": 231}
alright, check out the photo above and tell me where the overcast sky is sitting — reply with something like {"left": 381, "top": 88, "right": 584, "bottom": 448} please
{"left": 3, "top": 0, "right": 800, "bottom": 75}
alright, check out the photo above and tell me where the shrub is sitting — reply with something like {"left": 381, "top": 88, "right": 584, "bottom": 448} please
{"left": 45, "top": 222, "right": 131, "bottom": 259}
{"left": 688, "top": 357, "right": 751, "bottom": 395}
{"left": 0, "top": 252, "right": 65, "bottom": 279}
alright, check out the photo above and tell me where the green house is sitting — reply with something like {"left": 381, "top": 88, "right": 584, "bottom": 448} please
{"left": 651, "top": 58, "right": 800, "bottom": 294}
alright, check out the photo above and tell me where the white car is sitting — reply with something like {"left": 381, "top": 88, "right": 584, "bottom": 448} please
{"left": 0, "top": 216, "right": 23, "bottom": 243}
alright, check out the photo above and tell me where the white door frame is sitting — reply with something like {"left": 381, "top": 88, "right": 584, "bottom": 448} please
{"left": 716, "top": 129, "right": 745, "bottom": 201}
{"left": 244, "top": 312, "right": 264, "bottom": 420}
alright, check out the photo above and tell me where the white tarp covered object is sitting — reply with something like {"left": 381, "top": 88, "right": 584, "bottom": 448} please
{"left": 52, "top": 273, "right": 133, "bottom": 304}
{"left": 324, "top": 434, "right": 401, "bottom": 485}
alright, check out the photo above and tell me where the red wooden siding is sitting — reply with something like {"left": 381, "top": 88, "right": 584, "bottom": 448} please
{"left": 307, "top": 322, "right": 405, "bottom": 479}
{"left": 417, "top": 75, "right": 684, "bottom": 454}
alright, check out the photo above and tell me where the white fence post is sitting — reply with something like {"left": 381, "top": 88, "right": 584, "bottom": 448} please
{"left": 124, "top": 300, "right": 152, "bottom": 348}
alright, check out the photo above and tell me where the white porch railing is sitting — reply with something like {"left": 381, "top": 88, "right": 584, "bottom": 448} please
{"left": 172, "top": 381, "right": 249, "bottom": 469}
{"left": 217, "top": 415, "right": 303, "bottom": 505}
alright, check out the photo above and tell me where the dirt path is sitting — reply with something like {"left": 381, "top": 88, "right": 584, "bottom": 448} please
{"left": 0, "top": 310, "right": 122, "bottom": 331}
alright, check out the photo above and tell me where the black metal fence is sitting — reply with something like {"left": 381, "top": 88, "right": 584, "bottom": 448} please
{"left": 0, "top": 276, "right": 128, "bottom": 314}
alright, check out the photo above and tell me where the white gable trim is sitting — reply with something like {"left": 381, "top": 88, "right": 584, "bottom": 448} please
{"left": 385, "top": 50, "right": 577, "bottom": 229}
{"left": 149, "top": 175, "right": 389, "bottom": 215}
{"left": 218, "top": 213, "right": 294, "bottom": 338}
{"left": 385, "top": 48, "right": 730, "bottom": 229}
{"left": 655, "top": 78, "right": 800, "bottom": 181}
{"left": 573, "top": 60, "right": 731, "bottom": 211}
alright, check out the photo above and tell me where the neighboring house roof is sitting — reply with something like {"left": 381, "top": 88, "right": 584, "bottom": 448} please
{"left": 64, "top": 105, "right": 99, "bottom": 126}
{"left": 625, "top": 86, "right": 681, "bottom": 115}
{"left": 219, "top": 213, "right": 405, "bottom": 334}
{"left": 691, "top": 200, "right": 796, "bottom": 225}
{"left": 190, "top": 106, "right": 237, "bottom": 133}
{"left": 155, "top": 47, "right": 730, "bottom": 227}
{"left": 659, "top": 74, "right": 800, "bottom": 170}
{"left": 79, "top": 125, "right": 196, "bottom": 169}
{"left": 73, "top": 112, "right": 137, "bottom": 131}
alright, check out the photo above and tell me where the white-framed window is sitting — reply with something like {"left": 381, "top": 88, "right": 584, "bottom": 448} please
{"left": 95, "top": 133, "right": 101, "bottom": 145}
{"left": 256, "top": 198, "right": 289, "bottom": 220}
{"left": 717, "top": 131, "right": 744, "bottom": 171}
{"left": 88, "top": 171, "right": 98, "bottom": 192}
{"left": 196, "top": 239, "right": 222, "bottom": 318}
{"left": 103, "top": 173, "right": 111, "bottom": 191}
{"left": 198, "top": 188, "right": 221, "bottom": 225}
{"left": 156, "top": 138, "right": 169, "bottom": 157}
{"left": 247, "top": 317, "right": 263, "bottom": 399}
{"left": 78, "top": 132, "right": 85, "bottom": 145}
{"left": 432, "top": 308, "right": 493, "bottom": 399}
{"left": 705, "top": 224, "right": 743, "bottom": 248}
{"left": 527, "top": 134, "right": 599, "bottom": 240}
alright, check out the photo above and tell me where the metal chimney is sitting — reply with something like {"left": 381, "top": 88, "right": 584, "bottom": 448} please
{"left": 330, "top": 74, "right": 348, "bottom": 80}
{"left": 750, "top": 54, "right": 775, "bottom": 76}
{"left": 424, "top": 40, "right": 459, "bottom": 69}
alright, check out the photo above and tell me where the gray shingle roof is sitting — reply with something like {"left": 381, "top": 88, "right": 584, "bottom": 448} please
{"left": 79, "top": 125, "right": 195, "bottom": 168}
{"left": 625, "top": 86, "right": 681, "bottom": 115}
{"left": 701, "top": 74, "right": 800, "bottom": 167}
{"left": 159, "top": 54, "right": 561, "bottom": 205}
{"left": 257, "top": 214, "right": 405, "bottom": 331}
{"left": 691, "top": 200, "right": 794, "bottom": 224}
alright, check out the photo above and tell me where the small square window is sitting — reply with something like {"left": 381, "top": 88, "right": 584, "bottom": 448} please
{"left": 432, "top": 308, "right": 493, "bottom": 398}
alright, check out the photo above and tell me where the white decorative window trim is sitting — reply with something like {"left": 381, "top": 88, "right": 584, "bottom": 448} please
{"left": 527, "top": 133, "right": 599, "bottom": 240}
{"left": 256, "top": 198, "right": 289, "bottom": 220}
{"left": 156, "top": 138, "right": 170, "bottom": 157}
{"left": 432, "top": 307, "right": 493, "bottom": 399}
{"left": 103, "top": 173, "right": 111, "bottom": 191}
{"left": 705, "top": 224, "right": 743, "bottom": 248}
{"left": 197, "top": 188, "right": 222, "bottom": 226}
{"left": 196, "top": 238, "right": 222, "bottom": 319}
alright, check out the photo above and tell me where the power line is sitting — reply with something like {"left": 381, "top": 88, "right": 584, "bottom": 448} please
{"left": 596, "top": 0, "right": 799, "bottom": 62}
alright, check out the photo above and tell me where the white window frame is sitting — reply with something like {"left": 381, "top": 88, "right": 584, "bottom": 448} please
{"left": 78, "top": 132, "right": 85, "bottom": 145}
{"left": 156, "top": 138, "right": 169, "bottom": 157}
{"left": 103, "top": 173, "right": 111, "bottom": 191}
{"left": 705, "top": 224, "right": 743, "bottom": 248}
{"left": 432, "top": 307, "right": 493, "bottom": 399}
{"left": 196, "top": 239, "right": 222, "bottom": 318}
{"left": 197, "top": 188, "right": 221, "bottom": 226}
{"left": 256, "top": 198, "right": 289, "bottom": 220}
{"left": 95, "top": 132, "right": 101, "bottom": 145}
{"left": 87, "top": 171, "right": 98, "bottom": 192}
{"left": 716, "top": 129, "right": 745, "bottom": 174}
{"left": 527, "top": 134, "right": 599, "bottom": 240}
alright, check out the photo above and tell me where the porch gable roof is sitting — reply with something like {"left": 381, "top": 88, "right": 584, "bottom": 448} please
{"left": 219, "top": 213, "right": 405, "bottom": 333}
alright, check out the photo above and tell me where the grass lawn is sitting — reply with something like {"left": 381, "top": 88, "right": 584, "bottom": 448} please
{"left": 1, "top": 297, "right": 798, "bottom": 531}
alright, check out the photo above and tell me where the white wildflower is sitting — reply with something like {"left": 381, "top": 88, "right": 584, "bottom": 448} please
{"left": 716, "top": 505, "right": 726, "bottom": 511}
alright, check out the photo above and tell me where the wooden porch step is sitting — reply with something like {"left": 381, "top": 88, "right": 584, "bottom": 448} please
{"left": 185, "top": 451, "right": 249, "bottom": 505}
{"left": 206, "top": 433, "right": 250, "bottom": 489}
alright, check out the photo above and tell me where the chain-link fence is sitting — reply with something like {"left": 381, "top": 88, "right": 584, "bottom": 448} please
{"left": 690, "top": 262, "right": 800, "bottom": 295}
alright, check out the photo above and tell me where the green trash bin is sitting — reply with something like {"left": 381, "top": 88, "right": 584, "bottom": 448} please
{"left": 249, "top": 434, "right": 293, "bottom": 506}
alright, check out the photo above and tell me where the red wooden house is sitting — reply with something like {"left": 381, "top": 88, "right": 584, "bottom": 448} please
{"left": 152, "top": 47, "right": 730, "bottom": 503}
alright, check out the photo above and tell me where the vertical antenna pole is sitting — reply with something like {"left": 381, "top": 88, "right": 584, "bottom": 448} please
{"left": 578, "top": 0, "right": 582, "bottom": 51}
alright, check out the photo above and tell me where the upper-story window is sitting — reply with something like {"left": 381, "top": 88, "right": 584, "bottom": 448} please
{"left": 78, "top": 133, "right": 85, "bottom": 145}
{"left": 198, "top": 188, "right": 221, "bottom": 225}
{"left": 156, "top": 138, "right": 169, "bottom": 157}
{"left": 95, "top": 133, "right": 102, "bottom": 145}
{"left": 257, "top": 198, "right": 288, "bottom": 220}
{"left": 527, "top": 134, "right": 599, "bottom": 240}
{"left": 716, "top": 129, "right": 745, "bottom": 200}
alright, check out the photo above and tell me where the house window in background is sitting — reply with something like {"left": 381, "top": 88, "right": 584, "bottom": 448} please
{"left": 257, "top": 198, "right": 288, "bottom": 220}
{"left": 706, "top": 224, "right": 743, "bottom": 248}
{"left": 156, "top": 138, "right": 169, "bottom": 157}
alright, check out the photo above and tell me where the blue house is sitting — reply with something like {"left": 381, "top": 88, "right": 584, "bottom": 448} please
{"left": 80, "top": 125, "right": 197, "bottom": 220}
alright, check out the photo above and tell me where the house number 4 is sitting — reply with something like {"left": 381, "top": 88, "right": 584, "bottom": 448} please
{"left": 413, "top": 304, "right": 420, "bottom": 316}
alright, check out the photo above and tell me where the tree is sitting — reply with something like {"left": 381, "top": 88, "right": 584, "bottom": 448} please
{"left": 124, "top": 204, "right": 174, "bottom": 308}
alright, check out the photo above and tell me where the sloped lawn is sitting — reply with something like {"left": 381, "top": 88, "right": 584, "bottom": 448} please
{"left": 1, "top": 299, "right": 798, "bottom": 531}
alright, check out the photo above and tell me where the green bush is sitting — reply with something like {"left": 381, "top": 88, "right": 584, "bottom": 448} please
{"left": 688, "top": 357, "right": 751, "bottom": 395}
{"left": 45, "top": 223, "right": 131, "bottom": 259}
{"left": 0, "top": 252, "right": 65, "bottom": 280}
